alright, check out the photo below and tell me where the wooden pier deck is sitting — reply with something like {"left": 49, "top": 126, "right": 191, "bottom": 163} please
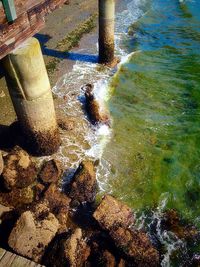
{"left": 0, "top": 0, "right": 68, "bottom": 60}
{"left": 0, "top": 247, "right": 44, "bottom": 266}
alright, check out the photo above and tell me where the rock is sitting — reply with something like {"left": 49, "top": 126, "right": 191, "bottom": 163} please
{"left": 0, "top": 150, "right": 3, "bottom": 175}
{"left": 0, "top": 186, "right": 34, "bottom": 208}
{"left": 0, "top": 204, "right": 12, "bottom": 222}
{"left": 58, "top": 117, "right": 75, "bottom": 131}
{"left": 44, "top": 183, "right": 71, "bottom": 233}
{"left": 84, "top": 84, "right": 110, "bottom": 125}
{"left": 39, "top": 159, "right": 62, "bottom": 185}
{"left": 8, "top": 209, "right": 59, "bottom": 262}
{"left": 118, "top": 258, "right": 126, "bottom": 267}
{"left": 110, "top": 226, "right": 159, "bottom": 267}
{"left": 69, "top": 161, "right": 97, "bottom": 204}
{"left": 64, "top": 228, "right": 90, "bottom": 267}
{"left": 42, "top": 228, "right": 90, "bottom": 267}
{"left": 102, "top": 250, "right": 116, "bottom": 267}
{"left": 162, "top": 209, "right": 199, "bottom": 241}
{"left": 2, "top": 146, "right": 37, "bottom": 190}
{"left": 93, "top": 195, "right": 135, "bottom": 231}
{"left": 93, "top": 195, "right": 159, "bottom": 266}
{"left": 190, "top": 254, "right": 200, "bottom": 266}
{"left": 0, "top": 204, "right": 18, "bottom": 247}
{"left": 32, "top": 183, "right": 46, "bottom": 201}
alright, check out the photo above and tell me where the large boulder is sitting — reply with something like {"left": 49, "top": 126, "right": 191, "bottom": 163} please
{"left": 42, "top": 228, "right": 90, "bottom": 267}
{"left": 2, "top": 146, "right": 37, "bottom": 190}
{"left": 64, "top": 228, "right": 90, "bottom": 267}
{"left": 69, "top": 161, "right": 97, "bottom": 204}
{"left": 84, "top": 84, "right": 110, "bottom": 125}
{"left": 44, "top": 183, "right": 71, "bottom": 233}
{"left": 8, "top": 208, "right": 59, "bottom": 262}
{"left": 110, "top": 227, "right": 159, "bottom": 266}
{"left": 93, "top": 195, "right": 159, "bottom": 266}
{"left": 93, "top": 195, "right": 135, "bottom": 230}
{"left": 39, "top": 159, "right": 62, "bottom": 185}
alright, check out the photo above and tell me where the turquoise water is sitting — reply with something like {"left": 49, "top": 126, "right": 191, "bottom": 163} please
{"left": 101, "top": 0, "right": 200, "bottom": 264}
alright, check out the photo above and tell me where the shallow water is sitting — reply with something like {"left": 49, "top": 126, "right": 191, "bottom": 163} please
{"left": 53, "top": 0, "right": 200, "bottom": 265}
{"left": 99, "top": 0, "right": 200, "bottom": 265}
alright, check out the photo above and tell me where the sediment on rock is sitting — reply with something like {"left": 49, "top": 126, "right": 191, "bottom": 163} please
{"left": 23, "top": 127, "right": 61, "bottom": 156}
{"left": 2, "top": 146, "right": 37, "bottom": 190}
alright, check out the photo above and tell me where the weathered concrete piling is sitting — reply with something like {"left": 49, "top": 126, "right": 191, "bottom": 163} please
{"left": 3, "top": 37, "right": 60, "bottom": 155}
{"left": 98, "top": 0, "right": 115, "bottom": 64}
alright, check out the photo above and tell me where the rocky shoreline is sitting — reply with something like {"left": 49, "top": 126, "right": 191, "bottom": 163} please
{"left": 0, "top": 139, "right": 199, "bottom": 266}
{"left": 0, "top": 145, "right": 160, "bottom": 266}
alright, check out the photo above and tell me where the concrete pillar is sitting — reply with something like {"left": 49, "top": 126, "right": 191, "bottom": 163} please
{"left": 3, "top": 37, "right": 60, "bottom": 156}
{"left": 98, "top": 0, "right": 115, "bottom": 64}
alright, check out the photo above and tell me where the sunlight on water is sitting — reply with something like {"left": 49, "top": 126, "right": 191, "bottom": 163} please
{"left": 51, "top": 0, "right": 200, "bottom": 265}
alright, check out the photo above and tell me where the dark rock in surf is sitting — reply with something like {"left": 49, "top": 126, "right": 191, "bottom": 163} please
{"left": 84, "top": 83, "right": 110, "bottom": 125}
{"left": 93, "top": 195, "right": 159, "bottom": 266}
{"left": 110, "top": 226, "right": 159, "bottom": 267}
{"left": 162, "top": 209, "right": 199, "bottom": 241}
{"left": 69, "top": 161, "right": 97, "bottom": 205}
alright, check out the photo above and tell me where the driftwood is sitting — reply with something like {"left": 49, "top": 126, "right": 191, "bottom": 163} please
{"left": 0, "top": 0, "right": 67, "bottom": 60}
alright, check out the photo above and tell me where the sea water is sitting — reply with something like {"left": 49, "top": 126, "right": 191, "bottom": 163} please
{"left": 99, "top": 0, "right": 200, "bottom": 265}
{"left": 53, "top": 0, "right": 200, "bottom": 265}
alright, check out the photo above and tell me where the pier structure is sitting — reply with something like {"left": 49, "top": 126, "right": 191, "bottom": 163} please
{"left": 0, "top": 0, "right": 66, "bottom": 155}
{"left": 98, "top": 0, "right": 115, "bottom": 65}
{"left": 0, "top": 0, "right": 116, "bottom": 155}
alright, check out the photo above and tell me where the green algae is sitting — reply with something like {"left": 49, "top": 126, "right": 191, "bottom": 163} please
{"left": 99, "top": 0, "right": 200, "bottom": 229}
